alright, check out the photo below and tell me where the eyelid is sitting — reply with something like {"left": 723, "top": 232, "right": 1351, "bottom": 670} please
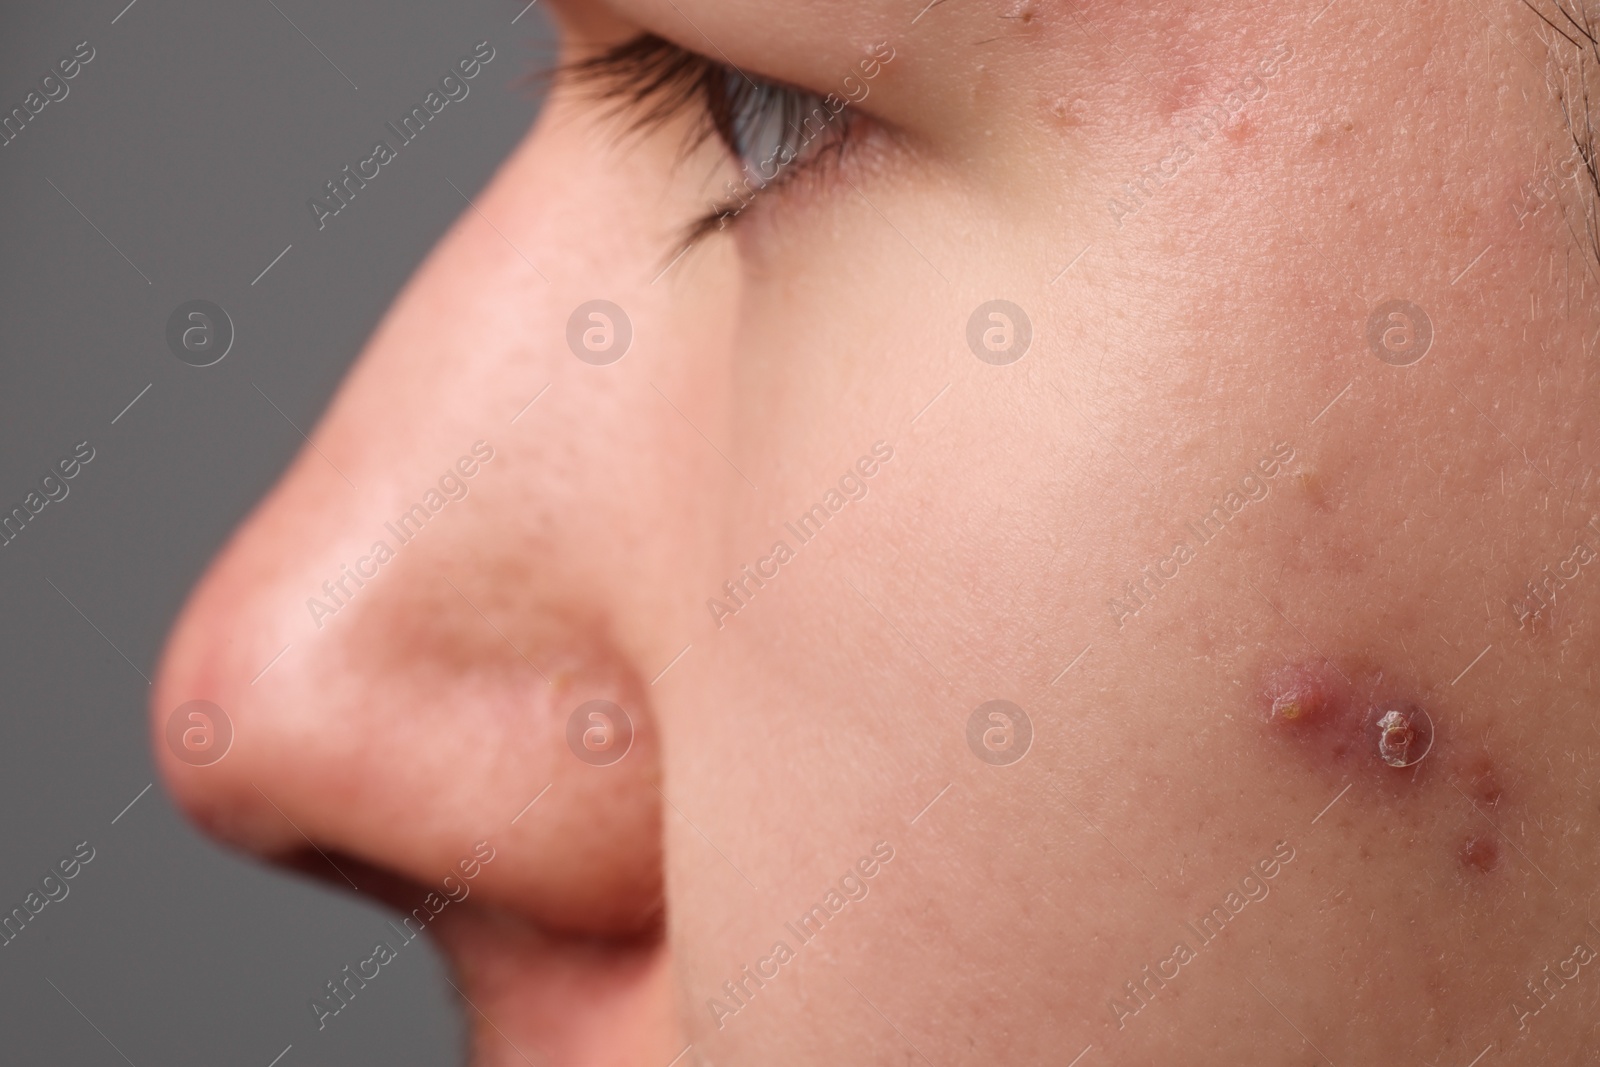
{"left": 562, "top": 34, "right": 853, "bottom": 156}
{"left": 559, "top": 34, "right": 726, "bottom": 147}
{"left": 560, "top": 34, "right": 866, "bottom": 247}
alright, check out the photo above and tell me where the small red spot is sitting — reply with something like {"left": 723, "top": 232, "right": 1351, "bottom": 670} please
{"left": 1460, "top": 832, "right": 1500, "bottom": 873}
{"left": 1296, "top": 470, "right": 1330, "bottom": 511}
{"left": 1163, "top": 70, "right": 1208, "bottom": 121}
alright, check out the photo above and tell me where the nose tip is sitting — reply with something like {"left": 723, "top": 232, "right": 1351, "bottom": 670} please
{"left": 149, "top": 492, "right": 318, "bottom": 855}
{"left": 150, "top": 447, "right": 665, "bottom": 937}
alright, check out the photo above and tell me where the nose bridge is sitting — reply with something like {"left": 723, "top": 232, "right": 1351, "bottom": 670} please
{"left": 150, "top": 87, "right": 732, "bottom": 935}
{"left": 300, "top": 82, "right": 741, "bottom": 621}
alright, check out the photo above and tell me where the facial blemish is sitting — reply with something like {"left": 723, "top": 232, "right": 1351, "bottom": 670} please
{"left": 1296, "top": 470, "right": 1329, "bottom": 511}
{"left": 1459, "top": 832, "right": 1500, "bottom": 874}
{"left": 1372, "top": 703, "right": 1433, "bottom": 768}
{"left": 1259, "top": 658, "right": 1511, "bottom": 881}
{"left": 1046, "top": 94, "right": 1084, "bottom": 130}
{"left": 1259, "top": 660, "right": 1439, "bottom": 776}
{"left": 1000, "top": 0, "right": 1039, "bottom": 24}
{"left": 1262, "top": 662, "right": 1347, "bottom": 729}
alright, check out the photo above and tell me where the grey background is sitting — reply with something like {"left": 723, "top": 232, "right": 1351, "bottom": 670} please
{"left": 0, "top": 1, "right": 553, "bottom": 1062}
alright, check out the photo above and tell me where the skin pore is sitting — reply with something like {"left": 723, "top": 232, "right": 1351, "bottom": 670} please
{"left": 151, "top": 0, "right": 1600, "bottom": 1063}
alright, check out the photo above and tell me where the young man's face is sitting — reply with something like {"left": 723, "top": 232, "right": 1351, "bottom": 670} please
{"left": 153, "top": 0, "right": 1600, "bottom": 1062}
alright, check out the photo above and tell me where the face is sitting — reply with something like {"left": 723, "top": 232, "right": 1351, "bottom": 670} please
{"left": 154, "top": 0, "right": 1600, "bottom": 1063}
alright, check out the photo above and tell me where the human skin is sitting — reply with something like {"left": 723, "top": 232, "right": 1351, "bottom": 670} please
{"left": 152, "top": 0, "right": 1600, "bottom": 1063}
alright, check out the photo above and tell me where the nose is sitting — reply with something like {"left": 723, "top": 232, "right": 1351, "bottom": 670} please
{"left": 150, "top": 71, "right": 722, "bottom": 1062}
{"left": 151, "top": 134, "right": 664, "bottom": 939}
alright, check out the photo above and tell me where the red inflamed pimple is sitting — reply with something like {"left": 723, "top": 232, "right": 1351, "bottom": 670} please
{"left": 1261, "top": 662, "right": 1352, "bottom": 731}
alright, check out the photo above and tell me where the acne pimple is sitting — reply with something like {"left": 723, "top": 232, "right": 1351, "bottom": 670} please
{"left": 1460, "top": 833, "right": 1500, "bottom": 873}
{"left": 1262, "top": 662, "right": 1344, "bottom": 728}
{"left": 1259, "top": 661, "right": 1436, "bottom": 771}
{"left": 1047, "top": 95, "right": 1084, "bottom": 129}
{"left": 1296, "top": 470, "right": 1329, "bottom": 510}
{"left": 1372, "top": 703, "right": 1433, "bottom": 768}
{"left": 1260, "top": 659, "right": 1508, "bottom": 883}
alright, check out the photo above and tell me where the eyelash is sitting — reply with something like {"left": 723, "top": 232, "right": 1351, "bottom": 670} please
{"left": 563, "top": 34, "right": 860, "bottom": 247}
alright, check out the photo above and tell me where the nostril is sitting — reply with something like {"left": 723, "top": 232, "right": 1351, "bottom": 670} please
{"left": 278, "top": 845, "right": 667, "bottom": 946}
{"left": 157, "top": 583, "right": 667, "bottom": 930}
{"left": 280, "top": 847, "right": 424, "bottom": 905}
{"left": 278, "top": 847, "right": 468, "bottom": 918}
